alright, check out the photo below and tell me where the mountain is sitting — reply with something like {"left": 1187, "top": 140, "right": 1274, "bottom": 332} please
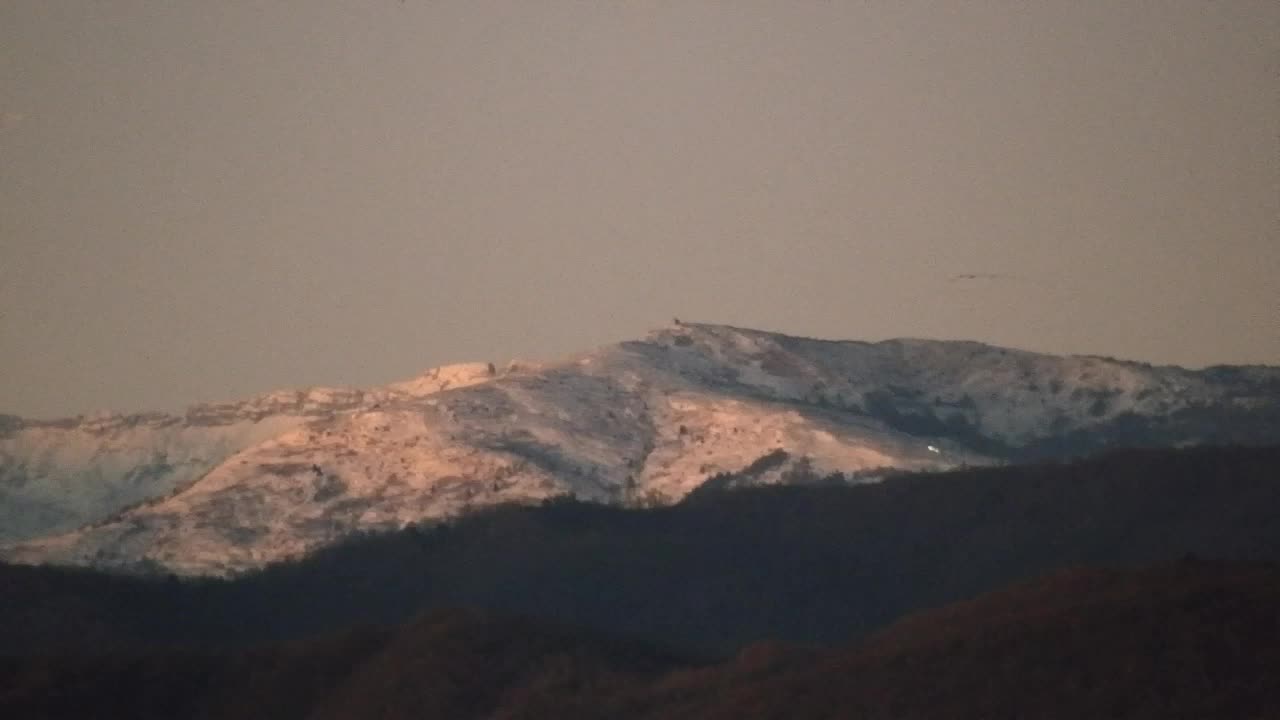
{"left": 4, "top": 560, "right": 1279, "bottom": 720}
{"left": 3, "top": 323, "right": 1278, "bottom": 574}
{"left": 3, "top": 445, "right": 1278, "bottom": 658}
{"left": 0, "top": 363, "right": 497, "bottom": 544}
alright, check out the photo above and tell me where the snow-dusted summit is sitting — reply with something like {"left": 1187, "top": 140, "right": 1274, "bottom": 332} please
{"left": 0, "top": 364, "right": 497, "bottom": 543}
{"left": 3, "top": 323, "right": 1277, "bottom": 575}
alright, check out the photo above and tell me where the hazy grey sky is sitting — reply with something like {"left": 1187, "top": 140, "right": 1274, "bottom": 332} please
{"left": 2, "top": 1, "right": 1277, "bottom": 418}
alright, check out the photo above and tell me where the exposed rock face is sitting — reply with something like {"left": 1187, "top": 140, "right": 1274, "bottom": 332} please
{"left": 4, "top": 323, "right": 1277, "bottom": 575}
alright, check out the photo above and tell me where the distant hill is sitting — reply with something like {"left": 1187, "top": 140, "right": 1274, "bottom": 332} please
{"left": 646, "top": 560, "right": 1280, "bottom": 720}
{"left": 4, "top": 559, "right": 1278, "bottom": 719}
{"left": 5, "top": 323, "right": 1278, "bottom": 574}
{"left": 0, "top": 608, "right": 696, "bottom": 720}
{"left": 3, "top": 445, "right": 1278, "bottom": 659}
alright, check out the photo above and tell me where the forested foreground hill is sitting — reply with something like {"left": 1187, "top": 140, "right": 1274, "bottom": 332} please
{"left": 2, "top": 444, "right": 1278, "bottom": 660}
{"left": 4, "top": 560, "right": 1278, "bottom": 719}
{"left": 645, "top": 560, "right": 1280, "bottom": 720}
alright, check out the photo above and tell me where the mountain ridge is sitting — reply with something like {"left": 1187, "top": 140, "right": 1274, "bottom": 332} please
{"left": 3, "top": 323, "right": 1278, "bottom": 574}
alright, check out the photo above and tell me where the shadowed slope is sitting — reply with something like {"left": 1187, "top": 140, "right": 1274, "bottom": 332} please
{"left": 4, "top": 562, "right": 1279, "bottom": 719}
{"left": 658, "top": 561, "right": 1280, "bottom": 720}
{"left": 2, "top": 445, "right": 1279, "bottom": 660}
{"left": 0, "top": 609, "right": 694, "bottom": 720}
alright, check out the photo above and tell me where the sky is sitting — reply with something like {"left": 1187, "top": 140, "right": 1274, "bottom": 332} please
{"left": 1, "top": 1, "right": 1277, "bottom": 418}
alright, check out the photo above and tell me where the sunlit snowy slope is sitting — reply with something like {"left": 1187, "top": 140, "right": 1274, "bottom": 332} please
{"left": 3, "top": 323, "right": 1276, "bottom": 575}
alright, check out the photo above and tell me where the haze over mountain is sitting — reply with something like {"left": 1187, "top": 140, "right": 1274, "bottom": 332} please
{"left": 4, "top": 2, "right": 1278, "bottom": 422}
{"left": 3, "top": 324, "right": 1277, "bottom": 575}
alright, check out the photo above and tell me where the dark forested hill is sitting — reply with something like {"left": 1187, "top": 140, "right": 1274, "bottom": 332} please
{"left": 5, "top": 560, "right": 1278, "bottom": 719}
{"left": 2, "top": 444, "right": 1278, "bottom": 659}
{"left": 639, "top": 560, "right": 1280, "bottom": 720}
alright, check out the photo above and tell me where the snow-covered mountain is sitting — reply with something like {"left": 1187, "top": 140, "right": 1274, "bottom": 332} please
{"left": 0, "top": 364, "right": 497, "bottom": 543}
{"left": 3, "top": 323, "right": 1277, "bottom": 575}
